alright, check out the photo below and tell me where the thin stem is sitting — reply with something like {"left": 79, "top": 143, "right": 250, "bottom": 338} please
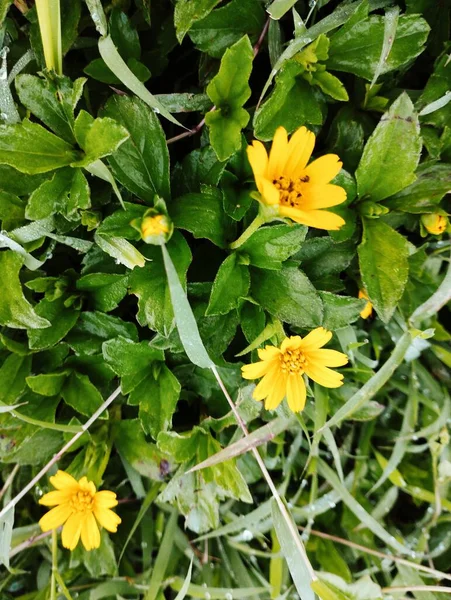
{"left": 382, "top": 587, "right": 451, "bottom": 594}
{"left": 211, "top": 366, "right": 317, "bottom": 582}
{"left": 9, "top": 530, "right": 53, "bottom": 559}
{"left": 299, "top": 526, "right": 451, "bottom": 583}
{"left": 229, "top": 212, "right": 266, "bottom": 249}
{"left": 50, "top": 529, "right": 57, "bottom": 600}
{"left": 410, "top": 249, "right": 451, "bottom": 327}
{"left": 0, "top": 464, "right": 19, "bottom": 502}
{"left": 0, "top": 386, "right": 122, "bottom": 521}
{"left": 253, "top": 18, "right": 270, "bottom": 57}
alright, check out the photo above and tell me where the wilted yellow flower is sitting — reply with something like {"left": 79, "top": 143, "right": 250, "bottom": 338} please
{"left": 39, "top": 471, "right": 121, "bottom": 551}
{"left": 247, "top": 126, "right": 346, "bottom": 230}
{"left": 358, "top": 289, "right": 373, "bottom": 319}
{"left": 421, "top": 213, "right": 448, "bottom": 235}
{"left": 241, "top": 327, "right": 348, "bottom": 413}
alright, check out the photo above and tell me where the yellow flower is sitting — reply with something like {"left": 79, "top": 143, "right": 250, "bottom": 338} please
{"left": 421, "top": 213, "right": 448, "bottom": 235}
{"left": 39, "top": 471, "right": 121, "bottom": 551}
{"left": 141, "top": 214, "right": 170, "bottom": 238}
{"left": 241, "top": 327, "right": 348, "bottom": 413}
{"left": 358, "top": 289, "right": 373, "bottom": 319}
{"left": 247, "top": 126, "right": 346, "bottom": 230}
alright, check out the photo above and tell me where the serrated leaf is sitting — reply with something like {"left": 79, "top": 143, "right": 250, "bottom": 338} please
{"left": 239, "top": 224, "right": 307, "bottom": 270}
{"left": 206, "top": 253, "right": 250, "bottom": 316}
{"left": 28, "top": 297, "right": 80, "bottom": 350}
{"left": 0, "top": 252, "right": 50, "bottom": 330}
{"left": 205, "top": 35, "right": 253, "bottom": 160}
{"left": 358, "top": 219, "right": 409, "bottom": 323}
{"left": 102, "top": 337, "right": 164, "bottom": 376}
{"left": 76, "top": 273, "right": 128, "bottom": 312}
{"left": 61, "top": 371, "right": 104, "bottom": 416}
{"left": 356, "top": 93, "right": 422, "bottom": 202}
{"left": 320, "top": 292, "right": 366, "bottom": 330}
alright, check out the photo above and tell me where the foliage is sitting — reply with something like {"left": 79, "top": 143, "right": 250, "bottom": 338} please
{"left": 0, "top": 0, "right": 450, "bottom": 599}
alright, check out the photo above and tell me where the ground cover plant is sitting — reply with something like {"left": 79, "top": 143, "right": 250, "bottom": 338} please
{"left": 0, "top": 0, "right": 451, "bottom": 598}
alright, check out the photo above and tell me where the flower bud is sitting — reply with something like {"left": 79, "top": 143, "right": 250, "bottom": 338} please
{"left": 421, "top": 213, "right": 448, "bottom": 235}
{"left": 131, "top": 209, "right": 173, "bottom": 245}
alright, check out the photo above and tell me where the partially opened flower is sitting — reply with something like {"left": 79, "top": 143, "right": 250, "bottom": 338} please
{"left": 241, "top": 327, "right": 348, "bottom": 413}
{"left": 247, "top": 126, "right": 346, "bottom": 230}
{"left": 421, "top": 213, "right": 448, "bottom": 236}
{"left": 39, "top": 471, "right": 121, "bottom": 551}
{"left": 358, "top": 289, "right": 373, "bottom": 319}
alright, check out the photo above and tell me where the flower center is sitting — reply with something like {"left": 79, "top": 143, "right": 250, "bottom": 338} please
{"left": 273, "top": 175, "right": 310, "bottom": 208}
{"left": 280, "top": 348, "right": 308, "bottom": 373}
{"left": 141, "top": 215, "right": 169, "bottom": 237}
{"left": 70, "top": 490, "right": 94, "bottom": 513}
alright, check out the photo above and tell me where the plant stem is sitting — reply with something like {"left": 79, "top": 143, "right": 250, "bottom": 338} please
{"left": 0, "top": 386, "right": 122, "bottom": 521}
{"left": 229, "top": 212, "right": 266, "bottom": 249}
{"left": 50, "top": 529, "right": 57, "bottom": 600}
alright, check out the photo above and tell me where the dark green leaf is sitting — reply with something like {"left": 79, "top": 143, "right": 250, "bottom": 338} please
{"left": 28, "top": 297, "right": 80, "bottom": 350}
{"left": 109, "top": 8, "right": 141, "bottom": 60}
{"left": 0, "top": 120, "right": 80, "bottom": 174}
{"left": 61, "top": 371, "right": 104, "bottom": 416}
{"left": 76, "top": 273, "right": 128, "bottom": 312}
{"left": 0, "top": 252, "right": 50, "bottom": 330}
{"left": 418, "top": 54, "right": 451, "bottom": 127}
{"left": 129, "top": 232, "right": 192, "bottom": 335}
{"left": 239, "top": 224, "right": 307, "bottom": 270}
{"left": 320, "top": 292, "right": 366, "bottom": 330}
{"left": 0, "top": 353, "right": 31, "bottom": 405}
{"left": 102, "top": 336, "right": 164, "bottom": 376}
{"left": 254, "top": 61, "right": 324, "bottom": 141}
{"left": 26, "top": 372, "right": 68, "bottom": 396}
{"left": 189, "top": 0, "right": 265, "bottom": 58}
{"left": 251, "top": 265, "right": 323, "bottom": 328}
{"left": 356, "top": 93, "right": 422, "bottom": 202}
{"left": 358, "top": 219, "right": 410, "bottom": 323}
{"left": 0, "top": 165, "right": 49, "bottom": 196}
{"left": 174, "top": 0, "right": 221, "bottom": 42}
{"left": 66, "top": 311, "right": 138, "bottom": 355}
{"left": 100, "top": 95, "right": 170, "bottom": 202}
{"left": 206, "top": 254, "right": 250, "bottom": 316}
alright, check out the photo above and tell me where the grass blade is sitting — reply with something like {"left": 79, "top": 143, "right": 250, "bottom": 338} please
{"left": 370, "top": 6, "right": 399, "bottom": 89}
{"left": 145, "top": 509, "right": 178, "bottom": 600}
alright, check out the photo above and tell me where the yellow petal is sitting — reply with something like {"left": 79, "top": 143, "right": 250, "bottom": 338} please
{"left": 61, "top": 513, "right": 83, "bottom": 550}
{"left": 279, "top": 206, "right": 345, "bottom": 230}
{"left": 39, "top": 504, "right": 72, "bottom": 532}
{"left": 360, "top": 301, "right": 373, "bottom": 319}
{"left": 300, "top": 327, "right": 332, "bottom": 351}
{"left": 286, "top": 374, "right": 307, "bottom": 413}
{"left": 257, "top": 345, "right": 280, "bottom": 361}
{"left": 94, "top": 490, "right": 118, "bottom": 509}
{"left": 49, "top": 470, "right": 78, "bottom": 491}
{"left": 260, "top": 178, "right": 280, "bottom": 206}
{"left": 302, "top": 154, "right": 342, "bottom": 184}
{"left": 242, "top": 360, "right": 274, "bottom": 380}
{"left": 281, "top": 336, "right": 302, "bottom": 352}
{"left": 307, "top": 349, "right": 348, "bottom": 367}
{"left": 81, "top": 512, "right": 101, "bottom": 551}
{"left": 267, "top": 127, "right": 288, "bottom": 180}
{"left": 264, "top": 371, "right": 287, "bottom": 410}
{"left": 94, "top": 507, "right": 122, "bottom": 532}
{"left": 247, "top": 141, "right": 269, "bottom": 193}
{"left": 302, "top": 184, "right": 347, "bottom": 209}
{"left": 304, "top": 363, "right": 344, "bottom": 388}
{"left": 253, "top": 365, "right": 280, "bottom": 401}
{"left": 39, "top": 490, "right": 72, "bottom": 506}
{"left": 283, "top": 127, "right": 315, "bottom": 179}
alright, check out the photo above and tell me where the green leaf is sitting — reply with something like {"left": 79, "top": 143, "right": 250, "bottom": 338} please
{"left": 15, "top": 74, "right": 85, "bottom": 143}
{"left": 267, "top": 0, "right": 298, "bottom": 20}
{"left": 0, "top": 165, "right": 49, "bottom": 196}
{"left": 26, "top": 167, "right": 90, "bottom": 221}
{"left": 239, "top": 224, "right": 307, "bottom": 270}
{"left": 73, "top": 113, "right": 130, "bottom": 166}
{"left": 100, "top": 95, "right": 170, "bottom": 202}
{"left": 0, "top": 353, "right": 31, "bottom": 405}
{"left": 206, "top": 253, "right": 250, "bottom": 316}
{"left": 76, "top": 273, "right": 128, "bottom": 312}
{"left": 61, "top": 372, "right": 104, "bottom": 416}
{"left": 26, "top": 372, "right": 68, "bottom": 396}
{"left": 313, "top": 70, "right": 349, "bottom": 101}
{"left": 0, "top": 0, "right": 12, "bottom": 25}
{"left": 129, "top": 364, "right": 181, "bottom": 439}
{"left": 327, "top": 14, "right": 430, "bottom": 81}
{"left": 174, "top": 0, "right": 221, "bottom": 43}
{"left": 0, "top": 120, "right": 80, "bottom": 174}
{"left": 171, "top": 187, "right": 234, "bottom": 249}
{"left": 98, "top": 35, "right": 182, "bottom": 128}
{"left": 66, "top": 311, "right": 138, "bottom": 355}
{"left": 254, "top": 61, "right": 324, "bottom": 141}
{"left": 205, "top": 36, "right": 253, "bottom": 161}
{"left": 370, "top": 6, "right": 400, "bottom": 89}
{"left": 320, "top": 292, "right": 366, "bottom": 330}
{"left": 95, "top": 233, "right": 146, "bottom": 270}
{"left": 356, "top": 93, "right": 422, "bottom": 202}
{"left": 129, "top": 232, "right": 192, "bottom": 335}
{"left": 109, "top": 8, "right": 141, "bottom": 60}
{"left": 102, "top": 337, "right": 164, "bottom": 376}
{"left": 251, "top": 265, "right": 323, "bottom": 328}
{"left": 0, "top": 252, "right": 50, "bottom": 330}
{"left": 383, "top": 163, "right": 451, "bottom": 213}
{"left": 189, "top": 0, "right": 265, "bottom": 59}
{"left": 418, "top": 55, "right": 451, "bottom": 128}
{"left": 28, "top": 297, "right": 80, "bottom": 350}
{"left": 358, "top": 219, "right": 410, "bottom": 323}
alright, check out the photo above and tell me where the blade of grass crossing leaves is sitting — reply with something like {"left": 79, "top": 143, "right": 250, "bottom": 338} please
{"left": 271, "top": 498, "right": 315, "bottom": 600}
{"left": 370, "top": 6, "right": 399, "bottom": 89}
{"left": 161, "top": 243, "right": 213, "bottom": 369}
{"left": 0, "top": 508, "right": 14, "bottom": 568}
{"left": 267, "top": 0, "right": 298, "bottom": 20}
{"left": 419, "top": 91, "right": 451, "bottom": 116}
{"left": 173, "top": 557, "right": 194, "bottom": 600}
{"left": 145, "top": 509, "right": 178, "bottom": 600}
{"left": 85, "top": 159, "right": 125, "bottom": 208}
{"left": 317, "top": 459, "right": 412, "bottom": 555}
{"left": 84, "top": 0, "right": 108, "bottom": 35}
{"left": 170, "top": 580, "right": 270, "bottom": 599}
{"left": 119, "top": 483, "right": 161, "bottom": 564}
{"left": 98, "top": 36, "right": 183, "bottom": 128}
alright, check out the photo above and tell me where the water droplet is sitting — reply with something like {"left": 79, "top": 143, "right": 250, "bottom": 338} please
{"left": 412, "top": 435, "right": 418, "bottom": 441}
{"left": 328, "top": 501, "right": 336, "bottom": 508}
{"left": 141, "top": 541, "right": 147, "bottom": 548}
{"left": 225, "top": 593, "right": 233, "bottom": 600}
{"left": 241, "top": 529, "right": 253, "bottom": 541}
{"left": 153, "top": 106, "right": 160, "bottom": 114}
{"left": 205, "top": 593, "right": 211, "bottom": 600}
